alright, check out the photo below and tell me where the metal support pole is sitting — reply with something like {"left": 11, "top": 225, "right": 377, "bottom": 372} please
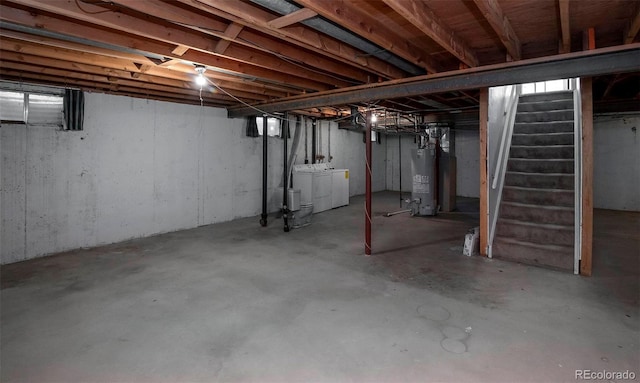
{"left": 282, "top": 112, "right": 290, "bottom": 232}
{"left": 365, "top": 110, "right": 372, "bottom": 256}
{"left": 260, "top": 114, "right": 268, "bottom": 227}
{"left": 311, "top": 117, "right": 317, "bottom": 164}
{"left": 399, "top": 135, "right": 403, "bottom": 207}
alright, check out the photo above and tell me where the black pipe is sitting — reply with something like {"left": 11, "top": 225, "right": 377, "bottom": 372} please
{"left": 260, "top": 115, "right": 268, "bottom": 227}
{"left": 399, "top": 135, "right": 402, "bottom": 208}
{"left": 304, "top": 116, "right": 309, "bottom": 164}
{"left": 283, "top": 112, "right": 290, "bottom": 232}
{"left": 311, "top": 117, "right": 317, "bottom": 164}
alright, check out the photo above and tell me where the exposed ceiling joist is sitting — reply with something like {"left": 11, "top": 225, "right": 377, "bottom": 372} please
{"left": 1, "top": 0, "right": 637, "bottom": 112}
{"left": 158, "top": 59, "right": 181, "bottom": 68}
{"left": 381, "top": 0, "right": 479, "bottom": 67}
{"left": 624, "top": 5, "right": 640, "bottom": 44}
{"left": 267, "top": 7, "right": 317, "bottom": 29}
{"left": 0, "top": 28, "right": 153, "bottom": 67}
{"left": 214, "top": 23, "right": 243, "bottom": 54}
{"left": 109, "top": 0, "right": 370, "bottom": 84}
{"left": 4, "top": 0, "right": 349, "bottom": 90}
{"left": 558, "top": 0, "right": 571, "bottom": 53}
{"left": 178, "top": 0, "right": 406, "bottom": 79}
{"left": 228, "top": 45, "right": 640, "bottom": 117}
{"left": 0, "top": 62, "right": 238, "bottom": 104}
{"left": 472, "top": 0, "right": 521, "bottom": 60}
{"left": 293, "top": 0, "right": 438, "bottom": 73}
{"left": 0, "top": 4, "right": 331, "bottom": 92}
{"left": 0, "top": 34, "right": 294, "bottom": 97}
{"left": 0, "top": 50, "right": 252, "bottom": 99}
{"left": 171, "top": 44, "right": 190, "bottom": 56}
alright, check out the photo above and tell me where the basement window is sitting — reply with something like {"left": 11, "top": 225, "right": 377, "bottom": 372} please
{"left": 0, "top": 88, "right": 64, "bottom": 127}
{"left": 521, "top": 79, "right": 571, "bottom": 94}
{"left": 256, "top": 116, "right": 281, "bottom": 136}
{"left": 0, "top": 91, "right": 26, "bottom": 123}
{"left": 0, "top": 82, "right": 83, "bottom": 130}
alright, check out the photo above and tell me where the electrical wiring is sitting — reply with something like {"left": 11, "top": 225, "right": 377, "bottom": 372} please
{"left": 75, "top": 0, "right": 114, "bottom": 14}
{"left": 204, "top": 77, "right": 288, "bottom": 121}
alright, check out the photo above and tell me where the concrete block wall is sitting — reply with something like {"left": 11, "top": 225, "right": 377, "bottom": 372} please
{"left": 1, "top": 92, "right": 384, "bottom": 264}
{"left": 593, "top": 113, "right": 640, "bottom": 211}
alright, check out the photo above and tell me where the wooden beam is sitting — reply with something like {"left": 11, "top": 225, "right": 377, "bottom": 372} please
{"left": 268, "top": 8, "right": 317, "bottom": 29}
{"left": 177, "top": 0, "right": 406, "bottom": 79}
{"left": 0, "top": 50, "right": 272, "bottom": 101}
{"left": 0, "top": 6, "right": 331, "bottom": 93}
{"left": 583, "top": 27, "right": 596, "bottom": 50}
{"left": 382, "top": 0, "right": 479, "bottom": 67}
{"left": 0, "top": 66, "right": 236, "bottom": 105}
{"left": 110, "top": 0, "right": 371, "bottom": 83}
{"left": 157, "top": 59, "right": 182, "bottom": 68}
{"left": 2, "top": 1, "right": 348, "bottom": 89}
{"left": 580, "top": 77, "right": 593, "bottom": 276}
{"left": 0, "top": 35, "right": 293, "bottom": 97}
{"left": 0, "top": 70, "right": 233, "bottom": 107}
{"left": 558, "top": 0, "right": 571, "bottom": 53}
{"left": 277, "top": 0, "right": 437, "bottom": 73}
{"left": 623, "top": 5, "right": 640, "bottom": 44}
{"left": 171, "top": 44, "right": 190, "bottom": 56}
{"left": 472, "top": 0, "right": 521, "bottom": 60}
{"left": 214, "top": 22, "right": 243, "bottom": 55}
{"left": 479, "top": 88, "right": 488, "bottom": 256}
{"left": 133, "top": 63, "right": 152, "bottom": 73}
{"left": 0, "top": 26, "right": 156, "bottom": 67}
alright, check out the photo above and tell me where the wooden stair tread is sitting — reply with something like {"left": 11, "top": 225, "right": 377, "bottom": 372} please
{"left": 501, "top": 201, "right": 574, "bottom": 211}
{"left": 503, "top": 185, "right": 573, "bottom": 193}
{"left": 493, "top": 236, "right": 573, "bottom": 252}
{"left": 498, "top": 218, "right": 573, "bottom": 231}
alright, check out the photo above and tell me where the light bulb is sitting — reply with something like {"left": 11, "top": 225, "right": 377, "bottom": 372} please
{"left": 194, "top": 65, "right": 207, "bottom": 86}
{"left": 371, "top": 114, "right": 377, "bottom": 123}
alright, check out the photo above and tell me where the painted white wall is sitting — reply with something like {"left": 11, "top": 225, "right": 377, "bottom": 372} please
{"left": 384, "top": 135, "right": 414, "bottom": 192}
{"left": 384, "top": 131, "right": 480, "bottom": 198}
{"left": 1, "top": 92, "right": 382, "bottom": 264}
{"left": 268, "top": 118, "right": 386, "bottom": 209}
{"left": 454, "top": 130, "right": 480, "bottom": 198}
{"left": 487, "top": 85, "right": 515, "bottom": 235}
{"left": 298, "top": 120, "right": 386, "bottom": 196}
{"left": 593, "top": 113, "right": 640, "bottom": 211}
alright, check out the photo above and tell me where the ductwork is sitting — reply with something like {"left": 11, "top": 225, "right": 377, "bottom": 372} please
{"left": 249, "top": 0, "right": 425, "bottom": 77}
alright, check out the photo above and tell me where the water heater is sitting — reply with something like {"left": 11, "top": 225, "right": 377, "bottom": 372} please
{"left": 410, "top": 144, "right": 437, "bottom": 216}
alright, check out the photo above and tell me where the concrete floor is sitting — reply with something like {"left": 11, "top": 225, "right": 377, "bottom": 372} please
{"left": 1, "top": 192, "right": 638, "bottom": 382}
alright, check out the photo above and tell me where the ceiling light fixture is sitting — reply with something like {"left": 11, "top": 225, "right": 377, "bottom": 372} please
{"left": 194, "top": 65, "right": 207, "bottom": 86}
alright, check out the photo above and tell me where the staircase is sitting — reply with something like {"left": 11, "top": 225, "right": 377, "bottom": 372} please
{"left": 492, "top": 91, "right": 576, "bottom": 272}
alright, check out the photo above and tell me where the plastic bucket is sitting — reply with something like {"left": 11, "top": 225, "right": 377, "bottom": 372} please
{"left": 292, "top": 203, "right": 313, "bottom": 228}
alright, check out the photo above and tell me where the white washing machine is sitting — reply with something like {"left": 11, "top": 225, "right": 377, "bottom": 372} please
{"left": 292, "top": 164, "right": 332, "bottom": 214}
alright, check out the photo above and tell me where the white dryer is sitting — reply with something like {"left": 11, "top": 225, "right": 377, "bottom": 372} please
{"left": 330, "top": 168, "right": 349, "bottom": 208}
